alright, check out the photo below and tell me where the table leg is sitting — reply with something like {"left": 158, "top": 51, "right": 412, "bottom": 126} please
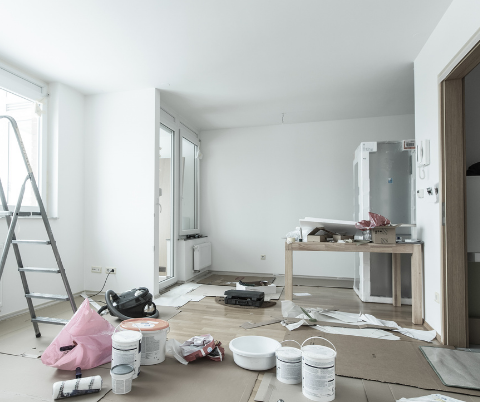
{"left": 285, "top": 244, "right": 293, "bottom": 301}
{"left": 392, "top": 253, "right": 401, "bottom": 307}
{"left": 411, "top": 245, "right": 423, "bottom": 325}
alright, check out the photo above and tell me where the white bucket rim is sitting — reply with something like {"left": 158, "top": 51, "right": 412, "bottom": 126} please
{"left": 229, "top": 336, "right": 281, "bottom": 358}
{"left": 301, "top": 336, "right": 337, "bottom": 359}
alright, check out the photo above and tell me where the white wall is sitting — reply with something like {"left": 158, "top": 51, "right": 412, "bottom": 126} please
{"left": 200, "top": 114, "right": 414, "bottom": 278}
{"left": 414, "top": 0, "right": 480, "bottom": 333}
{"left": 0, "top": 82, "right": 85, "bottom": 318}
{"left": 83, "top": 88, "right": 160, "bottom": 296}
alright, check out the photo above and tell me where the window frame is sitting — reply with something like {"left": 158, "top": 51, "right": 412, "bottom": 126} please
{"left": 0, "top": 64, "right": 48, "bottom": 213}
{"left": 179, "top": 126, "right": 200, "bottom": 236}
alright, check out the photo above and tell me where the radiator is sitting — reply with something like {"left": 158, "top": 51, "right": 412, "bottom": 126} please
{"left": 193, "top": 242, "right": 211, "bottom": 272}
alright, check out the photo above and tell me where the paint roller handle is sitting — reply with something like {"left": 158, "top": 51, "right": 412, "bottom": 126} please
{"left": 301, "top": 336, "right": 337, "bottom": 353}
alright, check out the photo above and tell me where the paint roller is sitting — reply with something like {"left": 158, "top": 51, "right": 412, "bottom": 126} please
{"left": 52, "top": 367, "right": 102, "bottom": 400}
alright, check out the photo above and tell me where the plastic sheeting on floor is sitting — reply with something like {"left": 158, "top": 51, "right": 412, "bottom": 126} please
{"left": 281, "top": 301, "right": 437, "bottom": 342}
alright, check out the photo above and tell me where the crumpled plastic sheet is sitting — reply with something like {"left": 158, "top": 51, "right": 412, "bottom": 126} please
{"left": 280, "top": 301, "right": 436, "bottom": 342}
{"left": 355, "top": 212, "right": 391, "bottom": 230}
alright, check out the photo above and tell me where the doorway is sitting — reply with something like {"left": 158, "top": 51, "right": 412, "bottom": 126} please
{"left": 159, "top": 124, "right": 174, "bottom": 283}
{"left": 440, "top": 40, "right": 480, "bottom": 347}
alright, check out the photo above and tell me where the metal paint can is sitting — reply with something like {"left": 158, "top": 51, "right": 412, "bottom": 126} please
{"left": 301, "top": 337, "right": 337, "bottom": 402}
{"left": 111, "top": 364, "right": 134, "bottom": 395}
{"left": 275, "top": 340, "right": 302, "bottom": 384}
{"left": 111, "top": 328, "right": 142, "bottom": 379}
{"left": 120, "top": 318, "right": 170, "bottom": 365}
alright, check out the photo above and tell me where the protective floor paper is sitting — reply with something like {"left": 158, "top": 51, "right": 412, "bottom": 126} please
{"left": 281, "top": 301, "right": 436, "bottom": 342}
{"left": 0, "top": 353, "right": 111, "bottom": 401}
{"left": 154, "top": 283, "right": 204, "bottom": 307}
{"left": 313, "top": 325, "right": 400, "bottom": 340}
{"left": 102, "top": 348, "right": 257, "bottom": 402}
{"left": 397, "top": 396, "right": 466, "bottom": 402}
{"left": 254, "top": 372, "right": 369, "bottom": 402}
{"left": 420, "top": 347, "right": 480, "bottom": 390}
{"left": 188, "top": 284, "right": 236, "bottom": 297}
{"left": 283, "top": 328, "right": 480, "bottom": 398}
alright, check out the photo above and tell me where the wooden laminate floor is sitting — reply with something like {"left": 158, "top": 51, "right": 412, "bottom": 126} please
{"left": 1, "top": 281, "right": 476, "bottom": 401}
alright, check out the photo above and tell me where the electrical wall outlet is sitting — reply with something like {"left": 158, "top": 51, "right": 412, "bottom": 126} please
{"left": 435, "top": 292, "right": 440, "bottom": 303}
{"left": 91, "top": 266, "right": 102, "bottom": 274}
{"left": 106, "top": 267, "right": 116, "bottom": 274}
{"left": 261, "top": 255, "right": 266, "bottom": 260}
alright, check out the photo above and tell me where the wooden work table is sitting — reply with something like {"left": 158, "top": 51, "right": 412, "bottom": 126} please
{"left": 285, "top": 241, "right": 424, "bottom": 325}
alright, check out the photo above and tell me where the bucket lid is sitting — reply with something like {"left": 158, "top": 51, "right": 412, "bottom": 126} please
{"left": 111, "top": 364, "right": 134, "bottom": 375}
{"left": 112, "top": 330, "right": 142, "bottom": 342}
{"left": 302, "top": 344, "right": 337, "bottom": 359}
{"left": 120, "top": 318, "right": 169, "bottom": 332}
{"left": 275, "top": 346, "right": 302, "bottom": 361}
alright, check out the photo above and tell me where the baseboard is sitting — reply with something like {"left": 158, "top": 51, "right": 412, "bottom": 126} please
{"left": 276, "top": 273, "right": 354, "bottom": 281}
{"left": 424, "top": 320, "right": 443, "bottom": 344}
{"left": 0, "top": 290, "right": 84, "bottom": 322}
{"left": 207, "top": 270, "right": 353, "bottom": 281}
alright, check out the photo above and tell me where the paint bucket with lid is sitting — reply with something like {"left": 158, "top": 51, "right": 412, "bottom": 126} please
{"left": 275, "top": 340, "right": 302, "bottom": 384}
{"left": 111, "top": 364, "right": 134, "bottom": 395}
{"left": 301, "top": 337, "right": 337, "bottom": 402}
{"left": 120, "top": 318, "right": 170, "bottom": 365}
{"left": 111, "top": 324, "right": 142, "bottom": 379}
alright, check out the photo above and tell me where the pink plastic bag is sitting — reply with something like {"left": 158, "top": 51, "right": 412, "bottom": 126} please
{"left": 355, "top": 212, "right": 391, "bottom": 230}
{"left": 41, "top": 299, "right": 115, "bottom": 370}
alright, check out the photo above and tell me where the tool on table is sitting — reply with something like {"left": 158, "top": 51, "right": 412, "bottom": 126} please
{"left": 52, "top": 367, "right": 102, "bottom": 400}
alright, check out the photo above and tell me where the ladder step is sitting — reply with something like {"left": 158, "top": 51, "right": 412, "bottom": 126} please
{"left": 0, "top": 211, "right": 12, "bottom": 216}
{"left": 32, "top": 317, "right": 69, "bottom": 326}
{"left": 26, "top": 293, "right": 69, "bottom": 301}
{"left": 12, "top": 240, "right": 51, "bottom": 245}
{"left": 19, "top": 267, "right": 60, "bottom": 274}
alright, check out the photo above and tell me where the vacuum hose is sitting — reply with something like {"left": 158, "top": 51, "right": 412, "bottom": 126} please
{"left": 98, "top": 289, "right": 160, "bottom": 320}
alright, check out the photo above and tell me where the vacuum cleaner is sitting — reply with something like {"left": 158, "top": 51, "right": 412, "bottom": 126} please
{"left": 97, "top": 287, "right": 159, "bottom": 320}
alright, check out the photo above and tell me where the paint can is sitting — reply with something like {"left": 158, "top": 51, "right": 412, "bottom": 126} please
{"left": 111, "top": 364, "right": 134, "bottom": 395}
{"left": 120, "top": 318, "right": 170, "bottom": 365}
{"left": 111, "top": 324, "right": 142, "bottom": 379}
{"left": 275, "top": 340, "right": 302, "bottom": 384}
{"left": 301, "top": 337, "right": 337, "bottom": 402}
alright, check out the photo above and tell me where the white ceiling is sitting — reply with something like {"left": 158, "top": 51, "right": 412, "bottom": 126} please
{"left": 0, "top": 0, "right": 452, "bottom": 130}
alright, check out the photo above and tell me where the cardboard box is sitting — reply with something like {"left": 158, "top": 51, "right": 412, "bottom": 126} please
{"left": 333, "top": 234, "right": 354, "bottom": 242}
{"left": 307, "top": 227, "right": 329, "bottom": 242}
{"left": 236, "top": 282, "right": 277, "bottom": 294}
{"left": 371, "top": 226, "right": 396, "bottom": 244}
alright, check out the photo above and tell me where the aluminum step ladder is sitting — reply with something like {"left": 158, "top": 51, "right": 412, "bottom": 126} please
{"left": 0, "top": 115, "right": 77, "bottom": 337}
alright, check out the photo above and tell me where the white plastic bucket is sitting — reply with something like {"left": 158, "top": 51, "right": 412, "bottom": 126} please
{"left": 112, "top": 324, "right": 142, "bottom": 379}
{"left": 301, "top": 337, "right": 337, "bottom": 402}
{"left": 275, "top": 340, "right": 302, "bottom": 384}
{"left": 111, "top": 364, "right": 134, "bottom": 395}
{"left": 120, "top": 318, "right": 170, "bottom": 365}
{"left": 229, "top": 336, "right": 281, "bottom": 371}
